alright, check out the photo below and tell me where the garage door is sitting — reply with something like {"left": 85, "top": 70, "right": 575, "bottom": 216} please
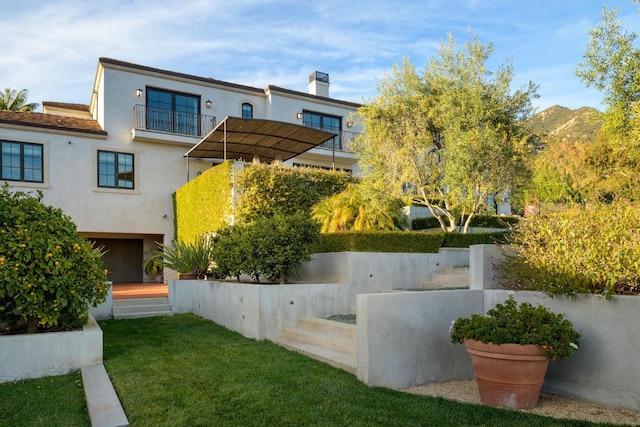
{"left": 91, "top": 238, "right": 143, "bottom": 283}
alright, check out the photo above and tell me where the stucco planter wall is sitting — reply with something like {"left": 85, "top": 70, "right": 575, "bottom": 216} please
{"left": 0, "top": 313, "right": 103, "bottom": 383}
{"left": 294, "top": 249, "right": 470, "bottom": 305}
{"left": 169, "top": 280, "right": 349, "bottom": 340}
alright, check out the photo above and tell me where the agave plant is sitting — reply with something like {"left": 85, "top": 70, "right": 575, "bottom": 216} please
{"left": 152, "top": 237, "right": 214, "bottom": 278}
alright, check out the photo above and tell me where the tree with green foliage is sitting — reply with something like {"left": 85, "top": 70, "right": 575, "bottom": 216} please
{"left": 311, "top": 180, "right": 407, "bottom": 232}
{"left": 0, "top": 186, "right": 108, "bottom": 333}
{"left": 213, "top": 213, "right": 319, "bottom": 284}
{"left": 353, "top": 33, "right": 537, "bottom": 233}
{"left": 0, "top": 88, "right": 39, "bottom": 112}
{"left": 575, "top": 2, "right": 640, "bottom": 201}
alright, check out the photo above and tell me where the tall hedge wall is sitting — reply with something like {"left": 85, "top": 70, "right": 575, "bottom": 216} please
{"left": 236, "top": 163, "right": 355, "bottom": 221}
{"left": 174, "top": 161, "right": 234, "bottom": 243}
{"left": 314, "top": 231, "right": 445, "bottom": 253}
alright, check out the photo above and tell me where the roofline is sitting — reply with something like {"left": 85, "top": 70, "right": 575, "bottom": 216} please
{"left": 98, "top": 57, "right": 362, "bottom": 108}
{"left": 99, "top": 57, "right": 265, "bottom": 95}
{"left": 266, "top": 85, "right": 361, "bottom": 108}
{"left": 0, "top": 118, "right": 107, "bottom": 136}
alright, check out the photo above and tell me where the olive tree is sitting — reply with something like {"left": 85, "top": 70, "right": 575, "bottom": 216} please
{"left": 353, "top": 33, "right": 537, "bottom": 232}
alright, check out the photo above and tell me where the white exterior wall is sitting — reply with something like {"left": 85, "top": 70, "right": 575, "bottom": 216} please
{"left": 1, "top": 58, "right": 362, "bottom": 282}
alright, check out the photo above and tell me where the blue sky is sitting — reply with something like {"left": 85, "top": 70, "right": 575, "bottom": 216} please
{"left": 2, "top": 0, "right": 639, "bottom": 113}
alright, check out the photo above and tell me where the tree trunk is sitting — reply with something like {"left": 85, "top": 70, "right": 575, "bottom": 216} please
{"left": 26, "top": 316, "right": 38, "bottom": 334}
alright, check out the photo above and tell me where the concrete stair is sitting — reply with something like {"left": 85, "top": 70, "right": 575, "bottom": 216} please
{"left": 268, "top": 317, "right": 357, "bottom": 374}
{"left": 112, "top": 298, "right": 173, "bottom": 320}
{"left": 420, "top": 266, "right": 470, "bottom": 289}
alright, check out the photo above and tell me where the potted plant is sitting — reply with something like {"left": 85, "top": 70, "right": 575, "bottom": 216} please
{"left": 450, "top": 295, "right": 581, "bottom": 410}
{"left": 153, "top": 237, "right": 214, "bottom": 280}
{"left": 142, "top": 250, "right": 164, "bottom": 282}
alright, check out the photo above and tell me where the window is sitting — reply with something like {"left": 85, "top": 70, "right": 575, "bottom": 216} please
{"left": 146, "top": 88, "right": 200, "bottom": 136}
{"left": 302, "top": 111, "right": 342, "bottom": 149}
{"left": 1, "top": 141, "right": 43, "bottom": 183}
{"left": 98, "top": 150, "right": 134, "bottom": 189}
{"left": 242, "top": 103, "right": 253, "bottom": 119}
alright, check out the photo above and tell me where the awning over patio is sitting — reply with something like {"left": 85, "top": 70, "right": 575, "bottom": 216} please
{"left": 184, "top": 116, "right": 337, "bottom": 163}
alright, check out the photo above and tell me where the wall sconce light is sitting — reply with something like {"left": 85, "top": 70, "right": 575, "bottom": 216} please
{"left": 135, "top": 88, "right": 143, "bottom": 97}
{"left": 346, "top": 120, "right": 353, "bottom": 128}
{"left": 205, "top": 99, "right": 212, "bottom": 109}
{"left": 297, "top": 112, "right": 303, "bottom": 120}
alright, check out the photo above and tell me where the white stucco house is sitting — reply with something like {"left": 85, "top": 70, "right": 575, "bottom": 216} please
{"left": 0, "top": 57, "right": 362, "bottom": 283}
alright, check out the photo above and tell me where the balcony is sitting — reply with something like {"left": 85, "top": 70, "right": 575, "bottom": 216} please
{"left": 304, "top": 126, "right": 358, "bottom": 152}
{"left": 133, "top": 104, "right": 216, "bottom": 139}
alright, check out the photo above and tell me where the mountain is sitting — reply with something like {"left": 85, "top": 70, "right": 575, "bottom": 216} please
{"left": 526, "top": 105, "right": 603, "bottom": 145}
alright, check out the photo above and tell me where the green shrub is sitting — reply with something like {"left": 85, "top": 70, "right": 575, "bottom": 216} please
{"left": 314, "top": 231, "right": 444, "bottom": 253}
{"left": 442, "top": 231, "right": 507, "bottom": 248}
{"left": 498, "top": 200, "right": 640, "bottom": 299}
{"left": 412, "top": 215, "right": 518, "bottom": 230}
{"left": 450, "top": 295, "right": 581, "bottom": 360}
{"left": 152, "top": 237, "right": 215, "bottom": 278}
{"left": 411, "top": 216, "right": 442, "bottom": 230}
{"left": 312, "top": 183, "right": 407, "bottom": 232}
{"left": 0, "top": 186, "right": 108, "bottom": 333}
{"left": 468, "top": 215, "right": 519, "bottom": 228}
{"left": 236, "top": 163, "right": 354, "bottom": 221}
{"left": 213, "top": 213, "right": 320, "bottom": 284}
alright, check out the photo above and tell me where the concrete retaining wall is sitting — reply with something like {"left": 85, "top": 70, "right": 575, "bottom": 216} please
{"left": 485, "top": 290, "right": 640, "bottom": 412}
{"left": 295, "top": 249, "right": 469, "bottom": 305}
{"left": 169, "top": 280, "right": 349, "bottom": 340}
{"left": 0, "top": 313, "right": 103, "bottom": 382}
{"left": 356, "top": 290, "right": 481, "bottom": 388}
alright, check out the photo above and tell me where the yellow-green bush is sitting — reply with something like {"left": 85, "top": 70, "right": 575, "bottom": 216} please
{"left": 499, "top": 200, "right": 640, "bottom": 299}
{"left": 174, "top": 161, "right": 233, "bottom": 243}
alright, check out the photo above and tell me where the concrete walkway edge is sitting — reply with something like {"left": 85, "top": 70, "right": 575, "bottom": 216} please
{"left": 81, "top": 364, "right": 129, "bottom": 427}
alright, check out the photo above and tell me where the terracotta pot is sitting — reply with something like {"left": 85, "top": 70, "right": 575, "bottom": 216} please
{"left": 464, "top": 339, "right": 549, "bottom": 410}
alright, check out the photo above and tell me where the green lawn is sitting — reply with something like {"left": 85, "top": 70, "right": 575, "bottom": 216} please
{"left": 0, "top": 314, "right": 623, "bottom": 426}
{"left": 98, "top": 314, "right": 617, "bottom": 427}
{"left": 0, "top": 371, "right": 89, "bottom": 426}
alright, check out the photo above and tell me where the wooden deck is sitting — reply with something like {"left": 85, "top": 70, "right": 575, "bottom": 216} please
{"left": 111, "top": 283, "right": 168, "bottom": 300}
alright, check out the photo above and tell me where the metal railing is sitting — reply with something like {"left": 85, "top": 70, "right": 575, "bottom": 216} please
{"left": 305, "top": 126, "right": 359, "bottom": 152}
{"left": 133, "top": 105, "right": 216, "bottom": 137}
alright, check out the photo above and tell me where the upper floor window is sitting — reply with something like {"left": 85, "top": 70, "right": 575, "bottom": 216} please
{"left": 98, "top": 150, "right": 134, "bottom": 189}
{"left": 302, "top": 111, "right": 342, "bottom": 150}
{"left": 242, "top": 103, "right": 253, "bottom": 119}
{"left": 1, "top": 141, "right": 43, "bottom": 183}
{"left": 146, "top": 88, "right": 200, "bottom": 136}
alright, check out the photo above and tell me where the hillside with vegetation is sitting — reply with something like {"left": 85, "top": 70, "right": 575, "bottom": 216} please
{"left": 526, "top": 105, "right": 603, "bottom": 146}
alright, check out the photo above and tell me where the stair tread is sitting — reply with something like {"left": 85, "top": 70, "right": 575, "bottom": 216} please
{"left": 268, "top": 335, "right": 356, "bottom": 374}
{"left": 298, "top": 317, "right": 356, "bottom": 338}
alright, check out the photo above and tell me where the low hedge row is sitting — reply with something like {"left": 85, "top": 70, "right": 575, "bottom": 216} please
{"left": 411, "top": 215, "right": 519, "bottom": 230}
{"left": 313, "top": 230, "right": 506, "bottom": 253}
{"left": 441, "top": 231, "right": 507, "bottom": 247}
{"left": 314, "top": 231, "right": 445, "bottom": 253}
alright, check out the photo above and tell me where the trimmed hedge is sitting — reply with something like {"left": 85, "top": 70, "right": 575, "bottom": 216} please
{"left": 442, "top": 231, "right": 507, "bottom": 248}
{"left": 314, "top": 231, "right": 445, "bottom": 254}
{"left": 412, "top": 215, "right": 519, "bottom": 230}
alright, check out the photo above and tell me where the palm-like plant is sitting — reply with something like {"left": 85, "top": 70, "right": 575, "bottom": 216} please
{"left": 0, "top": 88, "right": 39, "bottom": 112}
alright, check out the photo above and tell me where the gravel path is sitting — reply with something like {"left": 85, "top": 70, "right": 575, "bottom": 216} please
{"left": 403, "top": 380, "right": 640, "bottom": 426}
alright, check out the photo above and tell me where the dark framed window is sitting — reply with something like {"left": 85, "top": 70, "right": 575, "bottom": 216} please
{"left": 146, "top": 88, "right": 200, "bottom": 136}
{"left": 1, "top": 141, "right": 43, "bottom": 183}
{"left": 98, "top": 150, "right": 134, "bottom": 189}
{"left": 302, "top": 111, "right": 342, "bottom": 149}
{"left": 242, "top": 103, "right": 253, "bottom": 119}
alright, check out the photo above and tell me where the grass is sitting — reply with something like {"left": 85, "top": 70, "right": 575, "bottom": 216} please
{"left": 97, "top": 314, "right": 618, "bottom": 427}
{"left": 0, "top": 371, "right": 89, "bottom": 426}
{"left": 0, "top": 314, "right": 624, "bottom": 426}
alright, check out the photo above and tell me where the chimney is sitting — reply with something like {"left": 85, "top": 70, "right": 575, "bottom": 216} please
{"left": 308, "top": 71, "right": 329, "bottom": 97}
